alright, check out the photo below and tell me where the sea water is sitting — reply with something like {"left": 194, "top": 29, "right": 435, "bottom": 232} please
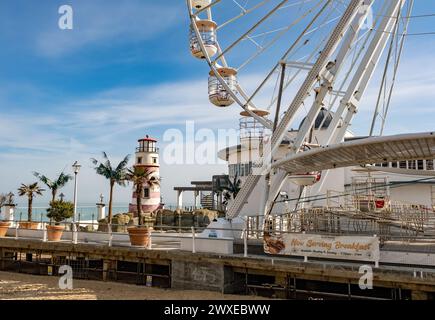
{"left": 8, "top": 203, "right": 184, "bottom": 223}
{"left": 11, "top": 204, "right": 129, "bottom": 223}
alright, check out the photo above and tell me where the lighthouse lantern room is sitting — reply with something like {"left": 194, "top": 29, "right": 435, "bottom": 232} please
{"left": 128, "top": 135, "right": 161, "bottom": 215}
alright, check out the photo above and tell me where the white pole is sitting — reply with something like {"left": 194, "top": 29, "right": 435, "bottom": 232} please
{"left": 73, "top": 171, "right": 78, "bottom": 224}
{"left": 243, "top": 228, "right": 248, "bottom": 258}
{"left": 148, "top": 232, "right": 152, "bottom": 250}
{"left": 191, "top": 226, "right": 196, "bottom": 253}
{"left": 108, "top": 224, "right": 113, "bottom": 247}
{"left": 72, "top": 162, "right": 80, "bottom": 245}
{"left": 42, "top": 223, "right": 47, "bottom": 242}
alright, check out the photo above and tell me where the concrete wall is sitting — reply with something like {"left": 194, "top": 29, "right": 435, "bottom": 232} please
{"left": 171, "top": 260, "right": 234, "bottom": 293}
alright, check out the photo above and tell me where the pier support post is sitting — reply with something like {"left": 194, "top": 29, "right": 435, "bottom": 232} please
{"left": 102, "top": 260, "right": 111, "bottom": 282}
{"left": 176, "top": 190, "right": 183, "bottom": 210}
{"left": 191, "top": 227, "right": 196, "bottom": 254}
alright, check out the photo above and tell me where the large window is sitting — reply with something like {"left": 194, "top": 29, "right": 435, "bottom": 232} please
{"left": 229, "top": 162, "right": 253, "bottom": 177}
{"left": 427, "top": 160, "right": 434, "bottom": 171}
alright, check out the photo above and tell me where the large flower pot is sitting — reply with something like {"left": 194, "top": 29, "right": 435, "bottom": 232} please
{"left": 19, "top": 221, "right": 39, "bottom": 230}
{"left": 0, "top": 221, "right": 10, "bottom": 238}
{"left": 47, "top": 225, "right": 65, "bottom": 242}
{"left": 127, "top": 227, "right": 151, "bottom": 247}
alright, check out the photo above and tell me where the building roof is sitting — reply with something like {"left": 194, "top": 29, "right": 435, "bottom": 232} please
{"left": 273, "top": 132, "right": 435, "bottom": 173}
{"left": 138, "top": 135, "right": 157, "bottom": 142}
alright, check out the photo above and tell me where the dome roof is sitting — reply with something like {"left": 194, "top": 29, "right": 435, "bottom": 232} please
{"left": 298, "top": 107, "right": 333, "bottom": 130}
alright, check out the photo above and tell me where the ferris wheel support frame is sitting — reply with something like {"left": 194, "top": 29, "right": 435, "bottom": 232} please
{"left": 259, "top": 0, "right": 375, "bottom": 219}
{"left": 227, "top": 0, "right": 366, "bottom": 220}
{"left": 284, "top": 0, "right": 408, "bottom": 207}
{"left": 323, "top": 0, "right": 407, "bottom": 147}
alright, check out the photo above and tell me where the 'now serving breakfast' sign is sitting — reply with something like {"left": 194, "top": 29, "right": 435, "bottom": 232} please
{"left": 264, "top": 233, "right": 380, "bottom": 262}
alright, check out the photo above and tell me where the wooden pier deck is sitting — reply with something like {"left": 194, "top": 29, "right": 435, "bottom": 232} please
{"left": 1, "top": 237, "right": 435, "bottom": 300}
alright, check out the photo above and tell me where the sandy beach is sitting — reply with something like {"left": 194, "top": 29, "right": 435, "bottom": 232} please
{"left": 0, "top": 271, "right": 266, "bottom": 300}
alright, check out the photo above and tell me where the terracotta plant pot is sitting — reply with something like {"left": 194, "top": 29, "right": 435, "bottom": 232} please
{"left": 47, "top": 225, "right": 65, "bottom": 242}
{"left": 0, "top": 221, "right": 10, "bottom": 238}
{"left": 19, "top": 221, "right": 39, "bottom": 230}
{"left": 127, "top": 226, "right": 151, "bottom": 247}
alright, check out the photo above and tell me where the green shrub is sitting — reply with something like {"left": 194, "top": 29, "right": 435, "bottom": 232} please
{"left": 47, "top": 200, "right": 74, "bottom": 223}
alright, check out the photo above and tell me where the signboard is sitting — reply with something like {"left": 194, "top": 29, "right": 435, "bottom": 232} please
{"left": 264, "top": 233, "right": 380, "bottom": 263}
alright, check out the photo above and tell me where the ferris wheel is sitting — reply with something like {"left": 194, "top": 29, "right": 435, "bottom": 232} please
{"left": 186, "top": 0, "right": 414, "bottom": 219}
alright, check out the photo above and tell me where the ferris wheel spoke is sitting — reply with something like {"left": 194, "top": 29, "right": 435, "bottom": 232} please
{"left": 217, "top": 0, "right": 272, "bottom": 31}
{"left": 232, "top": 0, "right": 249, "bottom": 12}
{"left": 244, "top": 0, "right": 332, "bottom": 109}
{"left": 267, "top": 0, "right": 347, "bottom": 109}
{"left": 213, "top": 0, "right": 290, "bottom": 64}
{"left": 237, "top": 0, "right": 325, "bottom": 72}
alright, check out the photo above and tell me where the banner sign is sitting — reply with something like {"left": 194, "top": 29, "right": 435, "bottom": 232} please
{"left": 264, "top": 233, "right": 380, "bottom": 262}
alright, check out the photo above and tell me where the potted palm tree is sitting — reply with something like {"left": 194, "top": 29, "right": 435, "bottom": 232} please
{"left": 46, "top": 200, "right": 74, "bottom": 241}
{"left": 33, "top": 171, "right": 73, "bottom": 202}
{"left": 91, "top": 152, "right": 130, "bottom": 224}
{"left": 17, "top": 183, "right": 45, "bottom": 230}
{"left": 125, "top": 167, "right": 160, "bottom": 247}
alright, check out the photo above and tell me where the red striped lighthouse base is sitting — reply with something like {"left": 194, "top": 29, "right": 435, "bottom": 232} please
{"left": 129, "top": 203, "right": 162, "bottom": 216}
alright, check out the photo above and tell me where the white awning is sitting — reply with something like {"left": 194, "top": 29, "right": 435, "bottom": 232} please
{"left": 273, "top": 132, "right": 435, "bottom": 173}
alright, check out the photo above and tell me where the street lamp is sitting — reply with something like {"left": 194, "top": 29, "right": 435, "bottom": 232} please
{"left": 72, "top": 161, "right": 81, "bottom": 244}
{"left": 59, "top": 193, "right": 65, "bottom": 202}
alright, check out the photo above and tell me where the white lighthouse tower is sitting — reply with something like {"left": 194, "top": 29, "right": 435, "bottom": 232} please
{"left": 128, "top": 135, "right": 161, "bottom": 215}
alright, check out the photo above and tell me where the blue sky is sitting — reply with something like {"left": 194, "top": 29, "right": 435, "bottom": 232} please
{"left": 0, "top": 0, "right": 434, "bottom": 206}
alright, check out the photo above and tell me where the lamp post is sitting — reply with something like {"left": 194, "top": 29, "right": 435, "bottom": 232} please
{"left": 72, "top": 161, "right": 81, "bottom": 244}
{"left": 59, "top": 193, "right": 65, "bottom": 202}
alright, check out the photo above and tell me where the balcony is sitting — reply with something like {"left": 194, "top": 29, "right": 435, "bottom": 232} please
{"left": 136, "top": 147, "right": 159, "bottom": 153}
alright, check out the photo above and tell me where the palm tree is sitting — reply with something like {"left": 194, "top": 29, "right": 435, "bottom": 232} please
{"left": 17, "top": 183, "right": 45, "bottom": 222}
{"left": 91, "top": 152, "right": 130, "bottom": 223}
{"left": 219, "top": 175, "right": 242, "bottom": 209}
{"left": 125, "top": 167, "right": 160, "bottom": 225}
{"left": 33, "top": 171, "right": 73, "bottom": 202}
{"left": 0, "top": 194, "right": 6, "bottom": 213}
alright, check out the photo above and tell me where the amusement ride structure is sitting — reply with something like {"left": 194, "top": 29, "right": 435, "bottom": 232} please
{"left": 186, "top": 0, "right": 435, "bottom": 244}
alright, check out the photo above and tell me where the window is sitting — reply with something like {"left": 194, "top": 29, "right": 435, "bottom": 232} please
{"left": 409, "top": 161, "right": 416, "bottom": 170}
{"left": 137, "top": 157, "right": 142, "bottom": 164}
{"left": 399, "top": 161, "right": 407, "bottom": 169}
{"left": 228, "top": 162, "right": 252, "bottom": 177}
{"left": 143, "top": 188, "right": 150, "bottom": 198}
{"left": 418, "top": 160, "right": 424, "bottom": 170}
{"left": 391, "top": 162, "right": 398, "bottom": 168}
{"left": 427, "top": 160, "right": 434, "bottom": 171}
{"left": 152, "top": 157, "right": 157, "bottom": 164}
